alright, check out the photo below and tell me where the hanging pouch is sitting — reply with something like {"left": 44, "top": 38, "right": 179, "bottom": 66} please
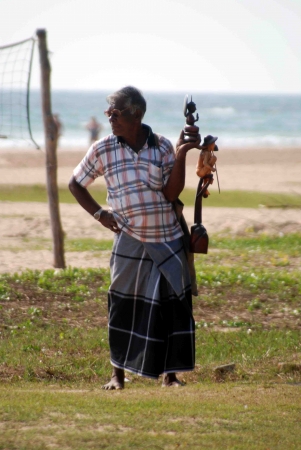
{"left": 189, "top": 178, "right": 209, "bottom": 254}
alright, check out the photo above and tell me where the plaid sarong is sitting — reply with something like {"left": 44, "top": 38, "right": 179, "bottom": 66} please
{"left": 108, "top": 231, "right": 195, "bottom": 379}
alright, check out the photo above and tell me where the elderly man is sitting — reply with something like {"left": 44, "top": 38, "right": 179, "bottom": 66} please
{"left": 69, "top": 86, "right": 200, "bottom": 389}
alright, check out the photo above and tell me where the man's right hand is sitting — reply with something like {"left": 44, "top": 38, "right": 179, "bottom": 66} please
{"left": 99, "top": 210, "right": 120, "bottom": 233}
{"left": 175, "top": 130, "right": 201, "bottom": 156}
{"left": 69, "top": 176, "right": 120, "bottom": 233}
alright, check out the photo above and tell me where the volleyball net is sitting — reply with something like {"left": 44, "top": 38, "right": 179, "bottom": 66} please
{"left": 0, "top": 36, "right": 39, "bottom": 148}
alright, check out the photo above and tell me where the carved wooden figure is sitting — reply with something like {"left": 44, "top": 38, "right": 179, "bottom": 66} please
{"left": 196, "top": 135, "right": 218, "bottom": 197}
{"left": 183, "top": 95, "right": 200, "bottom": 142}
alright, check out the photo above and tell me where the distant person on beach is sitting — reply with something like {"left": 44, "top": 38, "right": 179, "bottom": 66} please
{"left": 53, "top": 114, "right": 63, "bottom": 144}
{"left": 86, "top": 116, "right": 103, "bottom": 144}
{"left": 69, "top": 86, "right": 200, "bottom": 390}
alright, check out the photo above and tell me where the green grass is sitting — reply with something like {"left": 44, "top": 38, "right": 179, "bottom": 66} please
{"left": 1, "top": 184, "right": 301, "bottom": 208}
{"left": 65, "top": 238, "right": 114, "bottom": 252}
{"left": 1, "top": 234, "right": 301, "bottom": 449}
{"left": 210, "top": 233, "right": 301, "bottom": 254}
{"left": 0, "top": 384, "right": 300, "bottom": 449}
{"left": 0, "top": 184, "right": 107, "bottom": 205}
{"left": 180, "top": 188, "right": 301, "bottom": 209}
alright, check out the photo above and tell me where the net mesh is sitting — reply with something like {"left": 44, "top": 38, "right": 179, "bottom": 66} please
{"left": 0, "top": 37, "right": 39, "bottom": 148}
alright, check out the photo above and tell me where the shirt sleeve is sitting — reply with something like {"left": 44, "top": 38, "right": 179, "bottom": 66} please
{"left": 73, "top": 141, "right": 104, "bottom": 188}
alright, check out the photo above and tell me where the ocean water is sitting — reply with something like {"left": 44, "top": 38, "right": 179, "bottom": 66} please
{"left": 0, "top": 90, "right": 300, "bottom": 150}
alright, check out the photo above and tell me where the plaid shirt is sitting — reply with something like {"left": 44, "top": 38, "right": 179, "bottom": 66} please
{"left": 73, "top": 125, "right": 183, "bottom": 243}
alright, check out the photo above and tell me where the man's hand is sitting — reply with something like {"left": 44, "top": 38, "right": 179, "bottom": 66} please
{"left": 176, "top": 130, "right": 201, "bottom": 157}
{"left": 162, "top": 131, "right": 201, "bottom": 202}
{"left": 99, "top": 210, "right": 120, "bottom": 233}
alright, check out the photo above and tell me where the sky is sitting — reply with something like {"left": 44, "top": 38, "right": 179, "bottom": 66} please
{"left": 0, "top": 0, "right": 301, "bottom": 94}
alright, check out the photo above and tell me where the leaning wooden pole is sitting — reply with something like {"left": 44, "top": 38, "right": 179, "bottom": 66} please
{"left": 36, "top": 29, "right": 65, "bottom": 268}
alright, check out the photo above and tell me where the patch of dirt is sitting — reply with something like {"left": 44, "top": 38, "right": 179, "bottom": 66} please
{"left": 192, "top": 288, "right": 301, "bottom": 330}
{"left": 1, "top": 276, "right": 300, "bottom": 332}
{"left": 0, "top": 279, "right": 109, "bottom": 330}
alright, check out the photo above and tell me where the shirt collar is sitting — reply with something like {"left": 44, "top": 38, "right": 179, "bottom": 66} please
{"left": 117, "top": 124, "right": 157, "bottom": 148}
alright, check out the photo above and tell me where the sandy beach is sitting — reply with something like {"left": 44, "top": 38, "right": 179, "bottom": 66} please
{"left": 0, "top": 145, "right": 300, "bottom": 274}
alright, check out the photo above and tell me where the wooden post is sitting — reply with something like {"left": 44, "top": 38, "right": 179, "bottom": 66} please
{"left": 36, "top": 29, "right": 65, "bottom": 269}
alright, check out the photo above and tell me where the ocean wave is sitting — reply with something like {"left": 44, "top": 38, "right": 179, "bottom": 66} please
{"left": 0, "top": 135, "right": 89, "bottom": 150}
{"left": 220, "top": 135, "right": 301, "bottom": 148}
{"left": 1, "top": 132, "right": 301, "bottom": 151}
{"left": 203, "top": 107, "right": 236, "bottom": 117}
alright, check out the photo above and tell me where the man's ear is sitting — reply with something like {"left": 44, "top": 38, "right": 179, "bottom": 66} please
{"left": 134, "top": 109, "right": 143, "bottom": 122}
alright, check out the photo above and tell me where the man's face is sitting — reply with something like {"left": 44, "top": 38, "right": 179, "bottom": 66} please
{"left": 106, "top": 100, "right": 136, "bottom": 137}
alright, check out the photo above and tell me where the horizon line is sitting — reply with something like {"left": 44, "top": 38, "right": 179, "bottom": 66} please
{"left": 26, "top": 88, "right": 301, "bottom": 96}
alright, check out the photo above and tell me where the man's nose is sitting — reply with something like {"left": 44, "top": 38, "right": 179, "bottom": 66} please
{"left": 109, "top": 114, "right": 117, "bottom": 123}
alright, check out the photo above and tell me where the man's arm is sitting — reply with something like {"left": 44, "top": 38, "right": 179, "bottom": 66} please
{"left": 162, "top": 130, "right": 201, "bottom": 202}
{"left": 68, "top": 176, "right": 120, "bottom": 233}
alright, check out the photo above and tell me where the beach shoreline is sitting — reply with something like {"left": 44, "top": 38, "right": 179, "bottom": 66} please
{"left": 0, "top": 145, "right": 300, "bottom": 193}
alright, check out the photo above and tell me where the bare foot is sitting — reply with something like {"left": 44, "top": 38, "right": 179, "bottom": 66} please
{"left": 102, "top": 368, "right": 125, "bottom": 390}
{"left": 162, "top": 373, "right": 185, "bottom": 387}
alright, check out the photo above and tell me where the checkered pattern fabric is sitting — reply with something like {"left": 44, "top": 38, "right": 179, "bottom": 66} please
{"left": 73, "top": 125, "right": 183, "bottom": 243}
{"left": 108, "top": 232, "right": 195, "bottom": 379}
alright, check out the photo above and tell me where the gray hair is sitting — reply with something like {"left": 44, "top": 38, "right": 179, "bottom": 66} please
{"left": 106, "top": 86, "right": 146, "bottom": 118}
